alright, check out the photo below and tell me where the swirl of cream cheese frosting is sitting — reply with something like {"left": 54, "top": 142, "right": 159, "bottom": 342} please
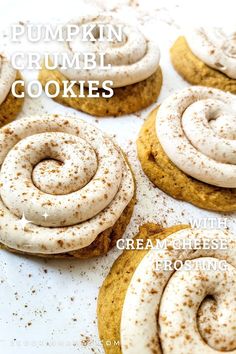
{"left": 121, "top": 228, "right": 236, "bottom": 354}
{"left": 156, "top": 86, "right": 236, "bottom": 188}
{"left": 0, "top": 115, "right": 134, "bottom": 254}
{"left": 185, "top": 27, "right": 236, "bottom": 79}
{"left": 51, "top": 15, "right": 160, "bottom": 88}
{"left": 0, "top": 55, "right": 16, "bottom": 105}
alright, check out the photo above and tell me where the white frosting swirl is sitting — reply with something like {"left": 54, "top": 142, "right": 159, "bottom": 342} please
{"left": 0, "top": 55, "right": 16, "bottom": 105}
{"left": 0, "top": 116, "right": 134, "bottom": 254}
{"left": 185, "top": 28, "right": 236, "bottom": 79}
{"left": 156, "top": 86, "right": 236, "bottom": 188}
{"left": 121, "top": 228, "right": 236, "bottom": 354}
{"left": 52, "top": 15, "right": 160, "bottom": 87}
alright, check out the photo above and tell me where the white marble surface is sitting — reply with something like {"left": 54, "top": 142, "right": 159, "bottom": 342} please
{"left": 0, "top": 1, "right": 235, "bottom": 353}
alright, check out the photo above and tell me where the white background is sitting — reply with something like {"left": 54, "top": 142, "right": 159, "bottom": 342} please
{"left": 0, "top": 1, "right": 236, "bottom": 353}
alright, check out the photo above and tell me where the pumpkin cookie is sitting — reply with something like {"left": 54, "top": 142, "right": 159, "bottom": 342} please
{"left": 0, "top": 115, "right": 135, "bottom": 259}
{"left": 170, "top": 29, "right": 236, "bottom": 93}
{"left": 38, "top": 15, "right": 162, "bottom": 116}
{"left": 0, "top": 55, "right": 24, "bottom": 126}
{"left": 137, "top": 86, "right": 236, "bottom": 212}
{"left": 98, "top": 224, "right": 236, "bottom": 353}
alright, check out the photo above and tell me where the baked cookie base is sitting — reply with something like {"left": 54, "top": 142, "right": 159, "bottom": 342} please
{"left": 0, "top": 72, "right": 24, "bottom": 127}
{"left": 97, "top": 223, "right": 187, "bottom": 354}
{"left": 137, "top": 109, "right": 236, "bottom": 212}
{"left": 170, "top": 36, "right": 236, "bottom": 94}
{"left": 38, "top": 65, "right": 162, "bottom": 117}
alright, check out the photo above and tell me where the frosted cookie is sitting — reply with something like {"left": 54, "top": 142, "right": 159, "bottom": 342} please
{"left": 137, "top": 86, "right": 236, "bottom": 212}
{"left": 0, "top": 55, "right": 24, "bottom": 126}
{"left": 0, "top": 115, "right": 135, "bottom": 258}
{"left": 98, "top": 224, "right": 236, "bottom": 354}
{"left": 38, "top": 15, "right": 162, "bottom": 116}
{"left": 171, "top": 28, "right": 236, "bottom": 93}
